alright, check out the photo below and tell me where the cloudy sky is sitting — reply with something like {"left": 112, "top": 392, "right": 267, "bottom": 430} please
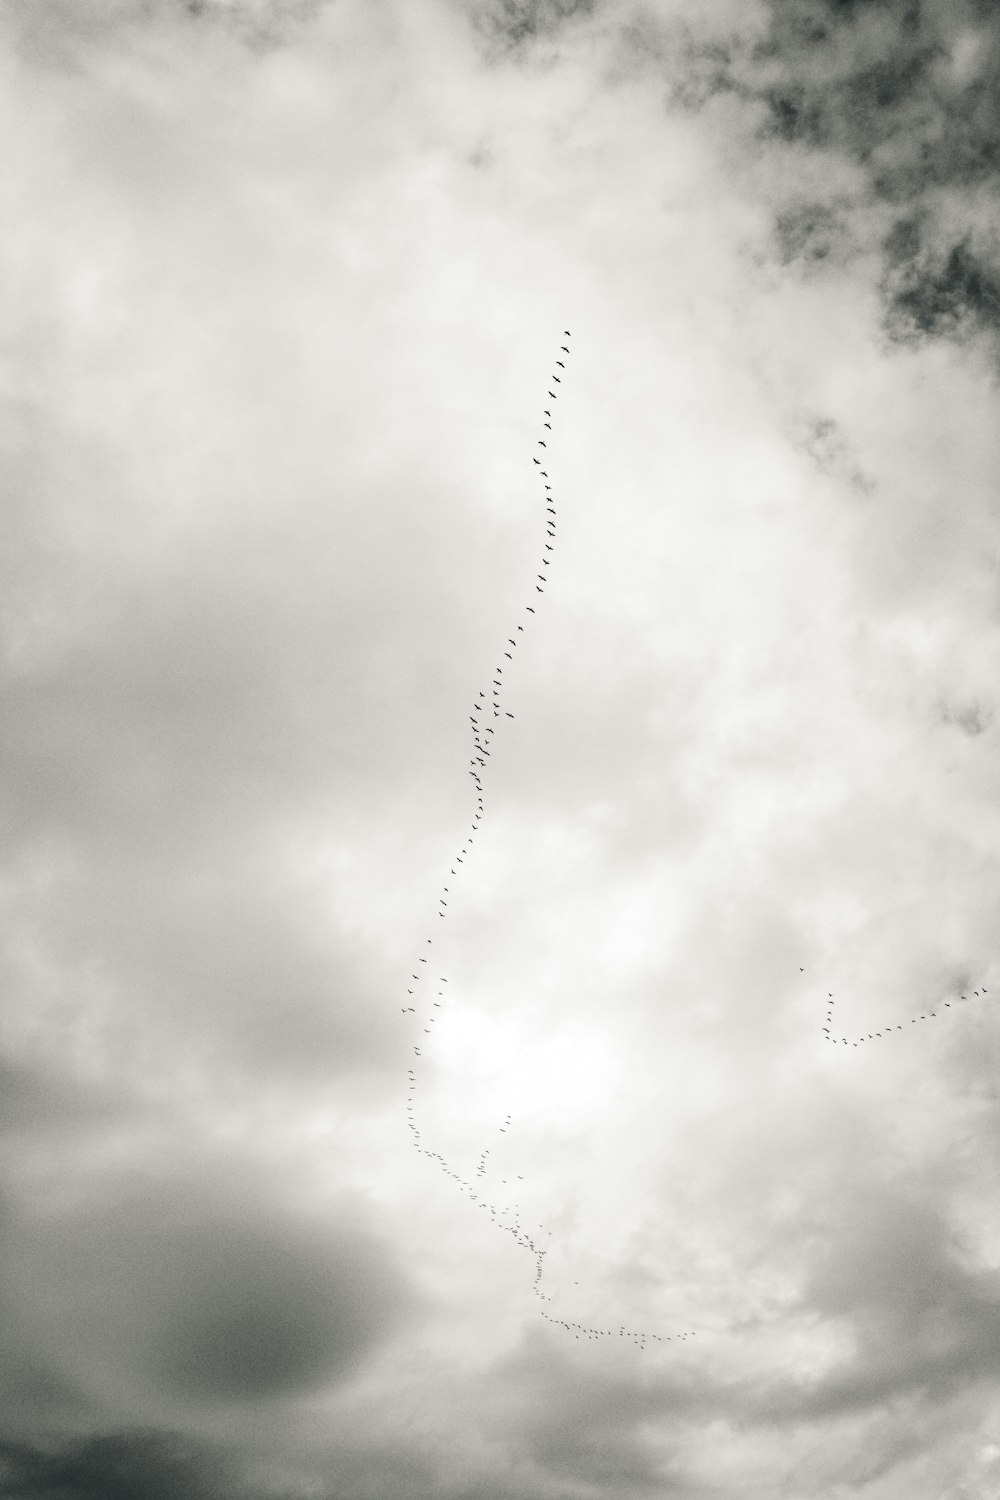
{"left": 3, "top": 1, "right": 1000, "bottom": 1496}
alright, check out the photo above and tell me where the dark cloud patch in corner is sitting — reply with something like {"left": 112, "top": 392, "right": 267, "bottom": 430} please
{"left": 664, "top": 0, "right": 1000, "bottom": 356}
{"left": 0, "top": 1429, "right": 232, "bottom": 1500}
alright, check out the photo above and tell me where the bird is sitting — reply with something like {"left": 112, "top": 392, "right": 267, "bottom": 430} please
{"left": 538, "top": 441, "right": 546, "bottom": 447}
{"left": 544, "top": 423, "right": 551, "bottom": 429}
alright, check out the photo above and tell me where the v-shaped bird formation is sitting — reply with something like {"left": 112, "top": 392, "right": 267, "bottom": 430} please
{"left": 819, "top": 983, "right": 989, "bottom": 1045}
{"left": 397, "top": 330, "right": 992, "bottom": 1353}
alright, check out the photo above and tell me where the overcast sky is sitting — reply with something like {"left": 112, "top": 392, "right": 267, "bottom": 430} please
{"left": 2, "top": 1, "right": 1000, "bottom": 1497}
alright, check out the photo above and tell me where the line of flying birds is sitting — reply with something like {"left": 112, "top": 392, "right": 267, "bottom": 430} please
{"left": 397, "top": 330, "right": 991, "bottom": 1354}
{"left": 819, "top": 982, "right": 988, "bottom": 1044}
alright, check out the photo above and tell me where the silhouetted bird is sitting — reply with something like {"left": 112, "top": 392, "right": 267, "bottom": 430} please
{"left": 556, "top": 361, "right": 564, "bottom": 368}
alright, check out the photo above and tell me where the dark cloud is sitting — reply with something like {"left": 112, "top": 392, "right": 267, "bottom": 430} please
{"left": 1, "top": 1165, "right": 416, "bottom": 1412}
{"left": 473, "top": 0, "right": 597, "bottom": 53}
{"left": 754, "top": 1186, "right": 1000, "bottom": 1422}
{"left": 774, "top": 200, "right": 853, "bottom": 267}
{"left": 481, "top": 1331, "right": 715, "bottom": 1494}
{"left": 0, "top": 1429, "right": 232, "bottom": 1500}
{"left": 882, "top": 228, "right": 1000, "bottom": 343}
{"left": 664, "top": 0, "right": 1000, "bottom": 353}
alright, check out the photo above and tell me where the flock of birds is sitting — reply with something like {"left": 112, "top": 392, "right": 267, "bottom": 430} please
{"left": 820, "top": 981, "right": 988, "bottom": 1044}
{"left": 396, "top": 333, "right": 697, "bottom": 1348}
{"left": 397, "top": 330, "right": 992, "bottom": 1352}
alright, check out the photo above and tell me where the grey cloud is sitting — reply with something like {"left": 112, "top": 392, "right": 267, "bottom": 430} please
{"left": 882, "top": 229, "right": 1000, "bottom": 343}
{"left": 773, "top": 200, "right": 855, "bottom": 269}
{"left": 2, "top": 1165, "right": 416, "bottom": 1412}
{"left": 660, "top": 0, "right": 1000, "bottom": 354}
{"left": 754, "top": 1186, "right": 1000, "bottom": 1422}
{"left": 5, "top": 0, "right": 331, "bottom": 67}
{"left": 0, "top": 1429, "right": 233, "bottom": 1500}
{"left": 473, "top": 0, "right": 598, "bottom": 54}
{"left": 479, "top": 1332, "right": 717, "bottom": 1495}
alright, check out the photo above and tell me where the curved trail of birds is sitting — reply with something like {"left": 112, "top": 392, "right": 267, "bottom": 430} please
{"left": 398, "top": 331, "right": 993, "bottom": 1351}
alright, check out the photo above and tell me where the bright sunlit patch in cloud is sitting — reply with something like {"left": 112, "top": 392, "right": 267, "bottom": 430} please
{"left": 434, "top": 1003, "right": 625, "bottom": 1137}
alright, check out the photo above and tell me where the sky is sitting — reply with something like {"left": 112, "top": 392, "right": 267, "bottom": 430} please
{"left": 2, "top": 0, "right": 1000, "bottom": 1496}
